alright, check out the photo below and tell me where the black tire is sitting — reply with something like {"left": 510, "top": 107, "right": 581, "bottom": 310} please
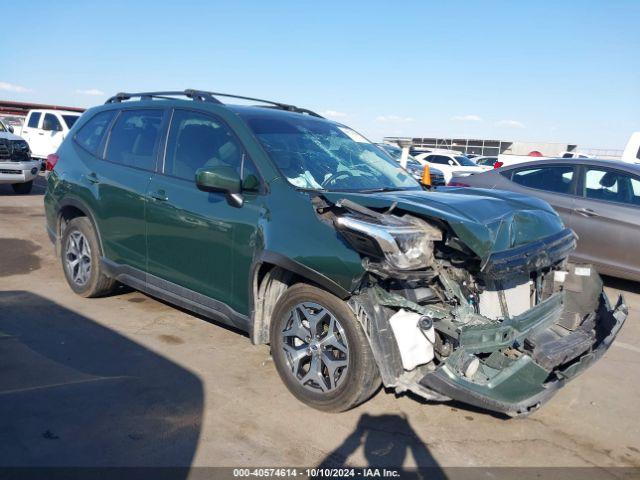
{"left": 11, "top": 181, "right": 33, "bottom": 194}
{"left": 270, "top": 283, "right": 381, "bottom": 412}
{"left": 60, "top": 216, "right": 117, "bottom": 298}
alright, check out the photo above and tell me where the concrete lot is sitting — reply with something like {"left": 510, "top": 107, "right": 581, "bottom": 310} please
{"left": 1, "top": 176, "right": 639, "bottom": 473}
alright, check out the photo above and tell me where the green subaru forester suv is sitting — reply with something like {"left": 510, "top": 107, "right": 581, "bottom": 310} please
{"left": 44, "top": 90, "right": 627, "bottom": 416}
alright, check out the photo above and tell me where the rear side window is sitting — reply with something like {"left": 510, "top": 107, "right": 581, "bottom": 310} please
{"left": 43, "top": 113, "right": 63, "bottom": 132}
{"left": 511, "top": 165, "right": 575, "bottom": 194}
{"left": 427, "top": 155, "right": 449, "bottom": 165}
{"left": 27, "top": 112, "right": 41, "bottom": 128}
{"left": 75, "top": 110, "right": 116, "bottom": 156}
{"left": 106, "top": 110, "right": 164, "bottom": 171}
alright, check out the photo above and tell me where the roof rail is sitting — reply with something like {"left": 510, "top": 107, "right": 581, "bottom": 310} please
{"left": 105, "top": 89, "right": 323, "bottom": 118}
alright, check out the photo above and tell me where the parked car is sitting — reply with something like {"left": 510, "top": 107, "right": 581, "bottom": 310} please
{"left": 21, "top": 109, "right": 82, "bottom": 160}
{"left": 450, "top": 158, "right": 640, "bottom": 282}
{"left": 0, "top": 119, "right": 39, "bottom": 194}
{"left": 375, "top": 143, "right": 446, "bottom": 186}
{"left": 44, "top": 89, "right": 625, "bottom": 417}
{"left": 560, "top": 151, "right": 593, "bottom": 159}
{"left": 413, "top": 152, "right": 490, "bottom": 184}
{"left": 473, "top": 156, "right": 498, "bottom": 167}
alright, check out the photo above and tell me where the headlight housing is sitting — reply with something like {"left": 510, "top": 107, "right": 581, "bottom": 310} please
{"left": 334, "top": 214, "right": 442, "bottom": 270}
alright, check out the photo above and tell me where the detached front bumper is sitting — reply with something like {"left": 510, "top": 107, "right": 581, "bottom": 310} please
{"left": 420, "top": 284, "right": 627, "bottom": 417}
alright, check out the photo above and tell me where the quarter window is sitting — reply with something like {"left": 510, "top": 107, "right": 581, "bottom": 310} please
{"left": 75, "top": 110, "right": 116, "bottom": 156}
{"left": 27, "top": 112, "right": 41, "bottom": 128}
{"left": 106, "top": 110, "right": 164, "bottom": 171}
{"left": 511, "top": 165, "right": 575, "bottom": 194}
{"left": 164, "top": 109, "right": 258, "bottom": 188}
{"left": 43, "top": 114, "right": 63, "bottom": 132}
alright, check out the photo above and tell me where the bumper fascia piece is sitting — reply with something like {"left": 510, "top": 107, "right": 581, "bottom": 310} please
{"left": 419, "top": 290, "right": 627, "bottom": 416}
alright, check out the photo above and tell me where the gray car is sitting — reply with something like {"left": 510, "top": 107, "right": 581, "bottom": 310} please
{"left": 450, "top": 158, "right": 640, "bottom": 282}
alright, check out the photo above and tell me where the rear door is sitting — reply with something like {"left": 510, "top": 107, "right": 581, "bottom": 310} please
{"left": 146, "top": 108, "right": 263, "bottom": 315}
{"left": 570, "top": 165, "right": 640, "bottom": 278}
{"left": 504, "top": 164, "right": 578, "bottom": 228}
{"left": 94, "top": 108, "right": 167, "bottom": 273}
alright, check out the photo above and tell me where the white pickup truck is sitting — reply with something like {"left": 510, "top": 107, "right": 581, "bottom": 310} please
{"left": 621, "top": 132, "right": 640, "bottom": 163}
{"left": 21, "top": 109, "right": 82, "bottom": 159}
{"left": 0, "top": 119, "right": 40, "bottom": 194}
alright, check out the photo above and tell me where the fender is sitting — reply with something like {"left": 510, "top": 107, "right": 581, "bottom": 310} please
{"left": 254, "top": 250, "right": 351, "bottom": 300}
{"left": 56, "top": 196, "right": 105, "bottom": 255}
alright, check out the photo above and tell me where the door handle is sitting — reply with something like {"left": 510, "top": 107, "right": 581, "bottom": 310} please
{"left": 574, "top": 207, "right": 600, "bottom": 217}
{"left": 37, "top": 132, "right": 44, "bottom": 135}
{"left": 150, "top": 190, "right": 168, "bottom": 201}
{"left": 86, "top": 172, "right": 100, "bottom": 184}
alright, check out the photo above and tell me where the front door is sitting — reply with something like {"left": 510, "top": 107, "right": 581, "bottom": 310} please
{"left": 570, "top": 165, "right": 640, "bottom": 278}
{"left": 94, "top": 108, "right": 166, "bottom": 272}
{"left": 146, "top": 108, "right": 262, "bottom": 315}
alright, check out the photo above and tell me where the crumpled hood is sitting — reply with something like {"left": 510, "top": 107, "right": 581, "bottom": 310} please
{"left": 322, "top": 187, "right": 565, "bottom": 262}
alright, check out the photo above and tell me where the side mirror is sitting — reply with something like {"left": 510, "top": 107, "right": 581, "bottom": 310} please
{"left": 8, "top": 125, "right": 14, "bottom": 133}
{"left": 448, "top": 159, "right": 455, "bottom": 166}
{"left": 195, "top": 166, "right": 243, "bottom": 206}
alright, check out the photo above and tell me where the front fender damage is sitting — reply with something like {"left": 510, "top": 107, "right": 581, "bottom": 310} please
{"left": 321, "top": 196, "right": 628, "bottom": 416}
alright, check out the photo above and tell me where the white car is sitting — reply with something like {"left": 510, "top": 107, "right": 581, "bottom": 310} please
{"left": 414, "top": 152, "right": 490, "bottom": 184}
{"left": 0, "top": 119, "right": 40, "bottom": 194}
{"left": 21, "top": 109, "right": 82, "bottom": 159}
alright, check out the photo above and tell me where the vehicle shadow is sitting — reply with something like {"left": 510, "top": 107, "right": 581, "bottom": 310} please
{"left": 601, "top": 274, "right": 640, "bottom": 295}
{"left": 318, "top": 413, "right": 445, "bottom": 478}
{"left": 0, "top": 290, "right": 203, "bottom": 473}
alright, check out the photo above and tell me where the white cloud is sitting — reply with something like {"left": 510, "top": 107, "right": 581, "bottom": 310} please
{"left": 0, "top": 81, "right": 31, "bottom": 93}
{"left": 322, "top": 110, "right": 348, "bottom": 119}
{"left": 452, "top": 114, "right": 482, "bottom": 122}
{"left": 75, "top": 88, "right": 105, "bottom": 96}
{"left": 496, "top": 119, "right": 525, "bottom": 128}
{"left": 375, "top": 115, "right": 414, "bottom": 123}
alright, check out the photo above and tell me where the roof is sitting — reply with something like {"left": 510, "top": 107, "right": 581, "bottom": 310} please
{"left": 504, "top": 157, "right": 640, "bottom": 174}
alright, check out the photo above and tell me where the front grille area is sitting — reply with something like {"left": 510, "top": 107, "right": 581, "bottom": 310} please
{"left": 0, "top": 142, "right": 10, "bottom": 160}
{"left": 0, "top": 139, "right": 31, "bottom": 162}
{"left": 0, "top": 169, "right": 21, "bottom": 174}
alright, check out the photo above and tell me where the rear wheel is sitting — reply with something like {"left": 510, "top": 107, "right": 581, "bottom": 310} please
{"left": 11, "top": 181, "right": 33, "bottom": 194}
{"left": 61, "top": 217, "right": 116, "bottom": 297}
{"left": 270, "top": 283, "right": 381, "bottom": 412}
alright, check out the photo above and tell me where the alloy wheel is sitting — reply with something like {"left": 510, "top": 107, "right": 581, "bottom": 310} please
{"left": 280, "top": 302, "right": 349, "bottom": 392}
{"left": 65, "top": 231, "right": 92, "bottom": 286}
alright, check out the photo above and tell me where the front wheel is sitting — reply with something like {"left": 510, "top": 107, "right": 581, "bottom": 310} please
{"left": 270, "top": 283, "right": 381, "bottom": 412}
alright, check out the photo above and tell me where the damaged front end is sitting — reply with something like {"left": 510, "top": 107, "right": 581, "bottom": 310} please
{"left": 318, "top": 195, "right": 627, "bottom": 417}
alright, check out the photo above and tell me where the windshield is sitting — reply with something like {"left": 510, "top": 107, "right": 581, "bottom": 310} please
{"left": 455, "top": 155, "right": 477, "bottom": 167}
{"left": 244, "top": 114, "right": 421, "bottom": 192}
{"left": 62, "top": 115, "right": 80, "bottom": 129}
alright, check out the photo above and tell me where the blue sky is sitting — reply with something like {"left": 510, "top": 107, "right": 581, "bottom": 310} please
{"left": 2, "top": 0, "right": 638, "bottom": 148}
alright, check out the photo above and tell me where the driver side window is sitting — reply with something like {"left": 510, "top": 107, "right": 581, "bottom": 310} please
{"left": 164, "top": 109, "right": 259, "bottom": 189}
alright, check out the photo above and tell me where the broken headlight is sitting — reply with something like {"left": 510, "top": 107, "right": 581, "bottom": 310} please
{"left": 335, "top": 214, "right": 442, "bottom": 270}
